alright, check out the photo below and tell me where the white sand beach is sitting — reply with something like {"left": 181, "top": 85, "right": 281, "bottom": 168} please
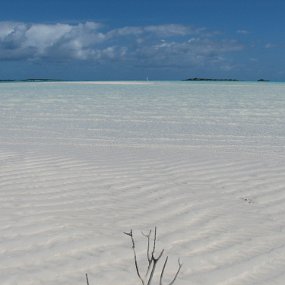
{"left": 1, "top": 81, "right": 285, "bottom": 285}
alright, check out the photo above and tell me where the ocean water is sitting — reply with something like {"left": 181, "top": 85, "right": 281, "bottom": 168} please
{"left": 0, "top": 81, "right": 285, "bottom": 150}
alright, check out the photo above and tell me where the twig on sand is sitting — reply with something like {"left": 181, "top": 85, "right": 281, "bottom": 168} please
{"left": 124, "top": 227, "right": 182, "bottom": 285}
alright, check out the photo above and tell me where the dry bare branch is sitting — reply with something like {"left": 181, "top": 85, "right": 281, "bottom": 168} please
{"left": 85, "top": 273, "right": 89, "bottom": 285}
{"left": 124, "top": 230, "right": 145, "bottom": 285}
{"left": 151, "top": 227, "right": 157, "bottom": 259}
{"left": 160, "top": 258, "right": 183, "bottom": 285}
{"left": 159, "top": 256, "right": 169, "bottom": 285}
{"left": 125, "top": 227, "right": 182, "bottom": 285}
{"left": 168, "top": 259, "right": 183, "bottom": 285}
{"left": 147, "top": 249, "right": 164, "bottom": 285}
{"left": 142, "top": 229, "right": 153, "bottom": 278}
{"left": 142, "top": 229, "right": 152, "bottom": 264}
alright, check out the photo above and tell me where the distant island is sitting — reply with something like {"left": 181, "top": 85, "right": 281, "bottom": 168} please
{"left": 184, "top": 78, "right": 239, "bottom": 81}
{"left": 183, "top": 78, "right": 270, "bottom": 82}
{"left": 0, "top": 79, "right": 62, "bottom": 83}
{"left": 0, "top": 78, "right": 271, "bottom": 83}
{"left": 257, "top": 79, "right": 270, "bottom": 82}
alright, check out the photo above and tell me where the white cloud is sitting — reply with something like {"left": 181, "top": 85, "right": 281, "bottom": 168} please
{"left": 265, "top": 43, "right": 277, "bottom": 49}
{"left": 237, "top": 29, "right": 250, "bottom": 35}
{"left": 107, "top": 24, "right": 194, "bottom": 38}
{"left": 24, "top": 23, "right": 72, "bottom": 54}
{"left": 143, "top": 24, "right": 193, "bottom": 36}
{"left": 0, "top": 21, "right": 106, "bottom": 60}
{"left": 133, "top": 37, "right": 243, "bottom": 68}
{"left": 0, "top": 21, "right": 243, "bottom": 70}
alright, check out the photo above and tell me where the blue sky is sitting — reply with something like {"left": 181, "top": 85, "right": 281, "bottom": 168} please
{"left": 0, "top": 0, "right": 284, "bottom": 80}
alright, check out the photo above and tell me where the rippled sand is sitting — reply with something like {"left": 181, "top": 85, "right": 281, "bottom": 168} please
{"left": 1, "top": 81, "right": 285, "bottom": 285}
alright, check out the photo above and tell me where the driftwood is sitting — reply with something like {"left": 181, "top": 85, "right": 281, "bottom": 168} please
{"left": 124, "top": 227, "right": 182, "bottom": 285}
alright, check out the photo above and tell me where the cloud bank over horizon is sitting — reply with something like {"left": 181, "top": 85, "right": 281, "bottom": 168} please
{"left": 0, "top": 21, "right": 243, "bottom": 71}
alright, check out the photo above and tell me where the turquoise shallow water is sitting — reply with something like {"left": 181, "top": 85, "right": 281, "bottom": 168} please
{"left": 0, "top": 81, "right": 285, "bottom": 149}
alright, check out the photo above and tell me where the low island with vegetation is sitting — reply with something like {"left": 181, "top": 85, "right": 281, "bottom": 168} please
{"left": 0, "top": 79, "right": 62, "bottom": 83}
{"left": 184, "top": 77, "right": 239, "bottom": 81}
{"left": 183, "top": 77, "right": 270, "bottom": 82}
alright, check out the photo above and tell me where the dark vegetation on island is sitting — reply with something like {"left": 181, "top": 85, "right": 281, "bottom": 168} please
{"left": 184, "top": 77, "right": 239, "bottom": 81}
{"left": 0, "top": 79, "right": 62, "bottom": 83}
{"left": 184, "top": 78, "right": 270, "bottom": 82}
{"left": 257, "top": 79, "right": 270, "bottom": 82}
{"left": 0, "top": 78, "right": 271, "bottom": 83}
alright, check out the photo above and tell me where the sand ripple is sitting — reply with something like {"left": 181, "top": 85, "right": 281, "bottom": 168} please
{"left": 1, "top": 82, "right": 285, "bottom": 284}
{"left": 0, "top": 146, "right": 285, "bottom": 285}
